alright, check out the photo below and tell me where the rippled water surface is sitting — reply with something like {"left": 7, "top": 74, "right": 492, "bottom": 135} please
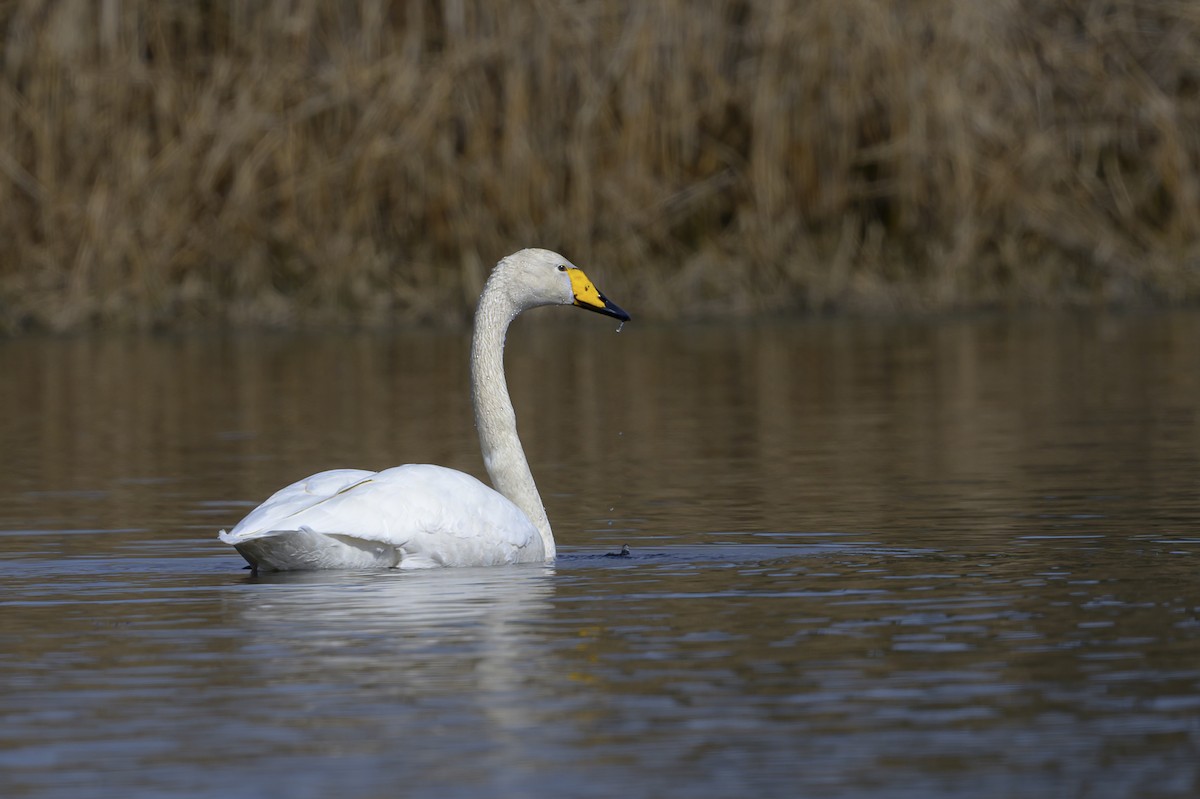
{"left": 2, "top": 314, "right": 1199, "bottom": 798}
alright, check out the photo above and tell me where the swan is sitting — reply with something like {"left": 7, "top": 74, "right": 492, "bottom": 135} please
{"left": 218, "top": 248, "right": 629, "bottom": 572}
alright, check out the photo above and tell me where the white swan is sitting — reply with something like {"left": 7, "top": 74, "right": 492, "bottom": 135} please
{"left": 218, "top": 248, "right": 629, "bottom": 572}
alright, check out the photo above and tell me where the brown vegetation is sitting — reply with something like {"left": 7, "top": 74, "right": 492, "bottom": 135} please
{"left": 1, "top": 1, "right": 1198, "bottom": 332}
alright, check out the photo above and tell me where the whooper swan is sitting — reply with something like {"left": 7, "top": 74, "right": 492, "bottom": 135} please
{"left": 218, "top": 248, "right": 629, "bottom": 571}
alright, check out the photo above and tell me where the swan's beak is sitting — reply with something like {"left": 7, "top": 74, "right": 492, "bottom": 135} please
{"left": 569, "top": 268, "right": 631, "bottom": 322}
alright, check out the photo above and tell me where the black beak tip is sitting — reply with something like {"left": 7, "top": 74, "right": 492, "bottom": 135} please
{"left": 607, "top": 302, "right": 631, "bottom": 322}
{"left": 581, "top": 295, "right": 631, "bottom": 322}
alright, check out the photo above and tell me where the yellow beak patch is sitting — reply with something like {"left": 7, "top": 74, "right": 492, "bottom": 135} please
{"left": 568, "top": 268, "right": 606, "bottom": 310}
{"left": 567, "top": 266, "right": 631, "bottom": 321}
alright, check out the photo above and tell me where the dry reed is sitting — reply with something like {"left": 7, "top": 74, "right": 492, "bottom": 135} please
{"left": 1, "top": 0, "right": 1198, "bottom": 332}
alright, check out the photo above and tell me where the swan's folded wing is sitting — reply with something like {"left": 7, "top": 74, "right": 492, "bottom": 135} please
{"left": 221, "top": 468, "right": 378, "bottom": 541}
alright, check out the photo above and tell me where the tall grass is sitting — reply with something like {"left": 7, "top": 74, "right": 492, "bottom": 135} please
{"left": 1, "top": 0, "right": 1197, "bottom": 332}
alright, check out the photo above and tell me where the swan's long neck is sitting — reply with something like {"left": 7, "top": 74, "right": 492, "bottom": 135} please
{"left": 470, "top": 281, "right": 555, "bottom": 560}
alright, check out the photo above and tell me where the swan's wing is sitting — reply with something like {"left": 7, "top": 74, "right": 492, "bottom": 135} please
{"left": 222, "top": 468, "right": 378, "bottom": 540}
{"left": 220, "top": 464, "right": 541, "bottom": 567}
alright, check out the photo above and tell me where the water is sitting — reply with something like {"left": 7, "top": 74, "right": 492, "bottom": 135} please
{"left": 2, "top": 314, "right": 1199, "bottom": 798}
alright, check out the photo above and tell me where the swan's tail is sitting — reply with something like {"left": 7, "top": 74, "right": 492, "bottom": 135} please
{"left": 219, "top": 528, "right": 400, "bottom": 572}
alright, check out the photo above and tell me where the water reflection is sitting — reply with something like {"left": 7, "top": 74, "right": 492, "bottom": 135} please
{"left": 221, "top": 565, "right": 557, "bottom": 691}
{"left": 2, "top": 315, "right": 1198, "bottom": 552}
{"left": 218, "top": 566, "right": 561, "bottom": 767}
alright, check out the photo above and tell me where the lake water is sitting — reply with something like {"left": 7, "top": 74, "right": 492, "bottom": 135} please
{"left": 2, "top": 313, "right": 1199, "bottom": 798}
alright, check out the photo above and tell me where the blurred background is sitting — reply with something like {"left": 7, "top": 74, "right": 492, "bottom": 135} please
{"left": 1, "top": 0, "right": 1197, "bottom": 333}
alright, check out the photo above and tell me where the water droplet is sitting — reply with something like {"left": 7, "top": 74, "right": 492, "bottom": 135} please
{"left": 615, "top": 321, "right": 625, "bottom": 333}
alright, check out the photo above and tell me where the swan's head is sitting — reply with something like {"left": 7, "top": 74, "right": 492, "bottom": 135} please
{"left": 496, "top": 248, "right": 630, "bottom": 321}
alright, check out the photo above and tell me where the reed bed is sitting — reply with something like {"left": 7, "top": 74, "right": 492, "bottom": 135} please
{"left": 1, "top": 0, "right": 1197, "bottom": 332}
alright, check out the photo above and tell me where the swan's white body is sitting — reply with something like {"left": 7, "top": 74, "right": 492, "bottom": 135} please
{"left": 219, "top": 465, "right": 541, "bottom": 569}
{"left": 218, "top": 248, "right": 628, "bottom": 571}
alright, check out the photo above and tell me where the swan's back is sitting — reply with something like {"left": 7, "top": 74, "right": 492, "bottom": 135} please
{"left": 219, "top": 464, "right": 543, "bottom": 571}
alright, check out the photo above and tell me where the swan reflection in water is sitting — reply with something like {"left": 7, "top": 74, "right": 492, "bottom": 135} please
{"left": 218, "top": 565, "right": 561, "bottom": 752}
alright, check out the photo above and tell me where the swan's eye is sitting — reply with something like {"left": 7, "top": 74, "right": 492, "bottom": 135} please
{"left": 557, "top": 264, "right": 567, "bottom": 272}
